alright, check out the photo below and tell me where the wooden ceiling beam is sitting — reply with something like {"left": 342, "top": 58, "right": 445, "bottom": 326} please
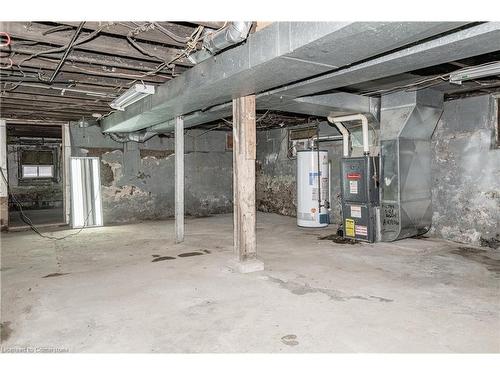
{"left": 3, "top": 55, "right": 171, "bottom": 84}
{"left": 3, "top": 22, "right": 193, "bottom": 66}
{"left": 1, "top": 98, "right": 110, "bottom": 112}
{"left": 1, "top": 92, "right": 111, "bottom": 107}
{"left": 1, "top": 106, "right": 98, "bottom": 118}
{"left": 56, "top": 21, "right": 196, "bottom": 48}
{"left": 1, "top": 43, "right": 188, "bottom": 72}
{"left": 1, "top": 83, "right": 119, "bottom": 99}
{"left": 1, "top": 68, "right": 157, "bottom": 89}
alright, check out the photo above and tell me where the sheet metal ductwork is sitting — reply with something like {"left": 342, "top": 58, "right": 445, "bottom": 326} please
{"left": 204, "top": 22, "right": 252, "bottom": 54}
{"left": 380, "top": 89, "right": 443, "bottom": 241}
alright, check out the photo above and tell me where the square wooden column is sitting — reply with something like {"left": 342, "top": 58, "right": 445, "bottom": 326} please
{"left": 231, "top": 95, "right": 264, "bottom": 273}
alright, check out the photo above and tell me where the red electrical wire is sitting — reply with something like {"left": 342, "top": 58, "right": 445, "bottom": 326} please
{"left": 0, "top": 32, "right": 11, "bottom": 47}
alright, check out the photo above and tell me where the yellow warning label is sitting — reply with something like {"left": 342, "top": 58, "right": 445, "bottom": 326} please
{"left": 345, "top": 219, "right": 355, "bottom": 237}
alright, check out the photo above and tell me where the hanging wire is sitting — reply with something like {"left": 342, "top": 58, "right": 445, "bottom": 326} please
{"left": 0, "top": 166, "right": 97, "bottom": 240}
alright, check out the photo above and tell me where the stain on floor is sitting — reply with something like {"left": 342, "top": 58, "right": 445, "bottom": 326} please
{"left": 42, "top": 272, "right": 69, "bottom": 278}
{"left": 151, "top": 256, "right": 176, "bottom": 262}
{"left": 281, "top": 334, "right": 299, "bottom": 346}
{"left": 451, "top": 247, "right": 500, "bottom": 277}
{"left": 318, "top": 234, "right": 359, "bottom": 245}
{"left": 268, "top": 276, "right": 393, "bottom": 303}
{"left": 1, "top": 321, "right": 13, "bottom": 343}
{"left": 178, "top": 252, "right": 204, "bottom": 258}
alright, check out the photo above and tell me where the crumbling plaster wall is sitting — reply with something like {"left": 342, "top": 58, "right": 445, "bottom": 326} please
{"left": 70, "top": 125, "right": 233, "bottom": 224}
{"left": 430, "top": 94, "right": 499, "bottom": 249}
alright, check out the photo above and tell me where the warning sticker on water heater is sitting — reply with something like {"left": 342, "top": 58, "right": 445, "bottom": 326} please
{"left": 345, "top": 219, "right": 355, "bottom": 237}
{"left": 350, "top": 205, "right": 362, "bottom": 218}
{"left": 355, "top": 225, "right": 368, "bottom": 236}
{"left": 349, "top": 180, "right": 358, "bottom": 194}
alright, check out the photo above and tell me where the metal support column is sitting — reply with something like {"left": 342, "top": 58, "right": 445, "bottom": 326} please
{"left": 62, "top": 123, "right": 71, "bottom": 225}
{"left": 175, "top": 116, "right": 184, "bottom": 243}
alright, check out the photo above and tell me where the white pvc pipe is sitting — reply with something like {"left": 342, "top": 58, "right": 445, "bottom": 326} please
{"left": 327, "top": 114, "right": 370, "bottom": 156}
{"left": 328, "top": 160, "right": 332, "bottom": 212}
{"left": 327, "top": 118, "right": 350, "bottom": 157}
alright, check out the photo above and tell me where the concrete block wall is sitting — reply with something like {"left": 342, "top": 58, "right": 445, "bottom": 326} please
{"left": 70, "top": 125, "right": 233, "bottom": 224}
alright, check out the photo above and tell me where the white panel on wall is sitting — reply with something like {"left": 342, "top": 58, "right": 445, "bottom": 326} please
{"left": 70, "top": 157, "right": 103, "bottom": 228}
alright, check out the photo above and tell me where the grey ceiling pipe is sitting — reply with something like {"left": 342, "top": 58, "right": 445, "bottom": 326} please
{"left": 108, "top": 131, "right": 158, "bottom": 143}
{"left": 203, "top": 21, "right": 253, "bottom": 55}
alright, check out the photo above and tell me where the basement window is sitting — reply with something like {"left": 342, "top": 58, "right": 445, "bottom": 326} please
{"left": 19, "top": 149, "right": 57, "bottom": 181}
{"left": 22, "top": 165, "right": 54, "bottom": 179}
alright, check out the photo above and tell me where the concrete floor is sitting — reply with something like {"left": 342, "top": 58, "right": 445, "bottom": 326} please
{"left": 1, "top": 213, "right": 499, "bottom": 353}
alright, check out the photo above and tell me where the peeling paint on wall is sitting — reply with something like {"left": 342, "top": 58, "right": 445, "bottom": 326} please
{"left": 70, "top": 126, "right": 233, "bottom": 225}
{"left": 430, "top": 95, "right": 500, "bottom": 249}
{"left": 257, "top": 173, "right": 296, "bottom": 216}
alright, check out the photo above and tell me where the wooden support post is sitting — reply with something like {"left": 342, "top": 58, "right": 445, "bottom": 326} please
{"left": 230, "top": 95, "right": 264, "bottom": 273}
{"left": 0, "top": 119, "right": 8, "bottom": 230}
{"left": 175, "top": 116, "right": 184, "bottom": 243}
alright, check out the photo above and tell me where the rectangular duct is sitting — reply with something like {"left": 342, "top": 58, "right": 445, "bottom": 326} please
{"left": 380, "top": 89, "right": 443, "bottom": 241}
{"left": 101, "top": 22, "right": 468, "bottom": 133}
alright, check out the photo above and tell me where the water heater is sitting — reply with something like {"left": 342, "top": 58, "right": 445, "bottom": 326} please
{"left": 297, "top": 150, "right": 330, "bottom": 228}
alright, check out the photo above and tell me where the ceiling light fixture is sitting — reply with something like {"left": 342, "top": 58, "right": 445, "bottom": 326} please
{"left": 449, "top": 61, "right": 500, "bottom": 85}
{"left": 109, "top": 84, "right": 155, "bottom": 111}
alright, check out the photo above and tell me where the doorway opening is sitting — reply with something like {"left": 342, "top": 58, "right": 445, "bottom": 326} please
{"left": 6, "top": 123, "right": 66, "bottom": 228}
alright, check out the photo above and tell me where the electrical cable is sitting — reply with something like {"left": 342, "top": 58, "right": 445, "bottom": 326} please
{"left": 47, "top": 22, "right": 85, "bottom": 83}
{"left": 152, "top": 22, "right": 190, "bottom": 43}
{"left": 0, "top": 31, "right": 11, "bottom": 47}
{"left": 362, "top": 60, "right": 500, "bottom": 96}
{"left": 0, "top": 166, "right": 95, "bottom": 240}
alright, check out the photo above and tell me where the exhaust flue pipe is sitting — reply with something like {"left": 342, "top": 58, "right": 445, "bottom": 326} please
{"left": 203, "top": 22, "right": 253, "bottom": 55}
{"left": 328, "top": 114, "right": 370, "bottom": 156}
{"left": 189, "top": 22, "right": 253, "bottom": 63}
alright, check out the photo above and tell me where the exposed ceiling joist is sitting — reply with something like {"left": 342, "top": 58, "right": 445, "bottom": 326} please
{"left": 2, "top": 22, "right": 193, "bottom": 66}
{"left": 1, "top": 43, "right": 186, "bottom": 72}
{"left": 0, "top": 91, "right": 112, "bottom": 106}
{"left": 3, "top": 56, "right": 172, "bottom": 84}
{"left": 54, "top": 21, "right": 197, "bottom": 48}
